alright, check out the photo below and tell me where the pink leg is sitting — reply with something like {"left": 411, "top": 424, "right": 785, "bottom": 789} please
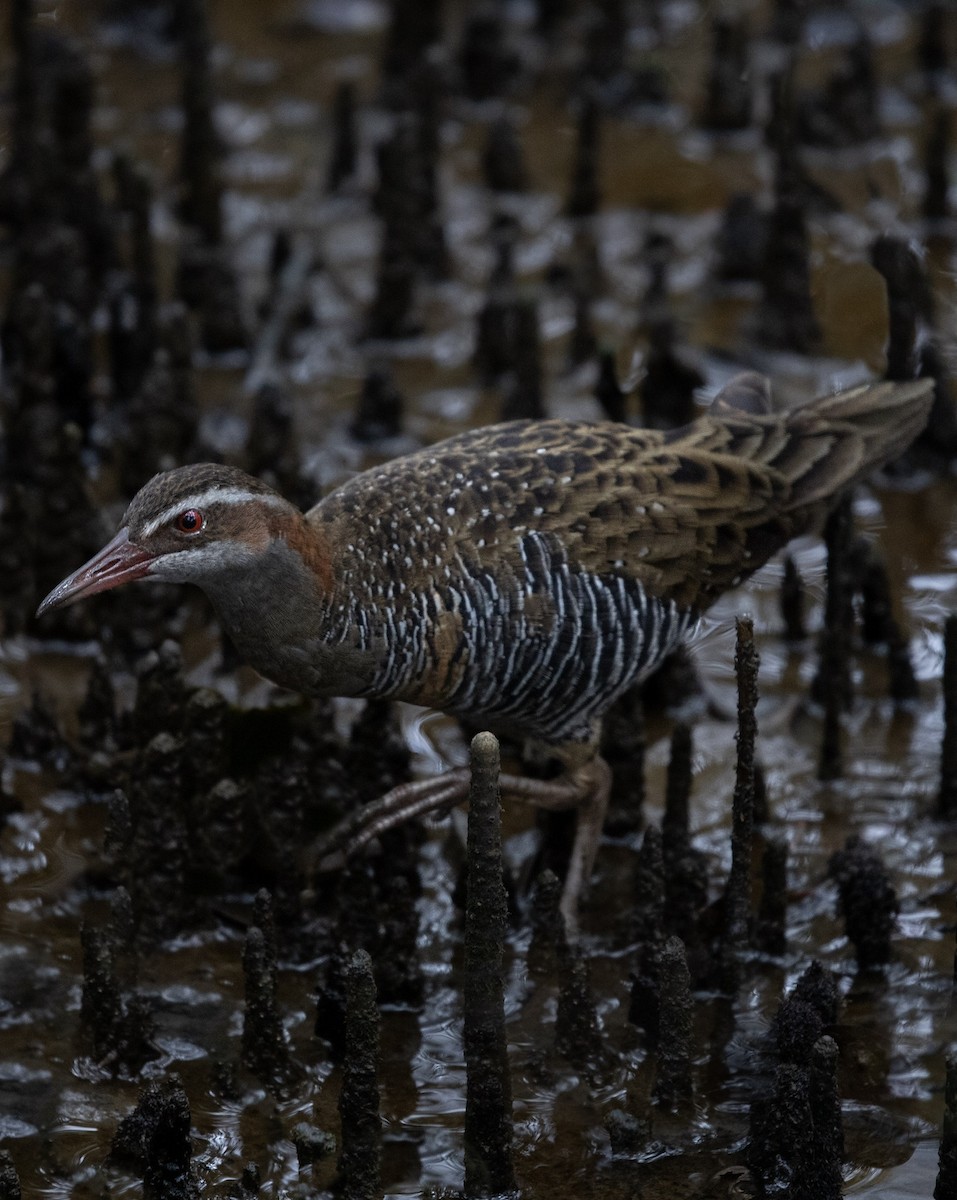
{"left": 313, "top": 757, "right": 612, "bottom": 933}
{"left": 499, "top": 759, "right": 612, "bottom": 933}
{"left": 313, "top": 768, "right": 471, "bottom": 869}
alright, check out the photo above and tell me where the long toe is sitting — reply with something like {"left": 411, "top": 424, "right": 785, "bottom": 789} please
{"left": 312, "top": 768, "right": 471, "bottom": 869}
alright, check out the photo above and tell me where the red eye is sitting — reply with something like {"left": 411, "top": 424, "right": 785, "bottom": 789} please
{"left": 174, "top": 509, "right": 203, "bottom": 533}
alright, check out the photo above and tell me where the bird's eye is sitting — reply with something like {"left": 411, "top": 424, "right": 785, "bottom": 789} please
{"left": 174, "top": 509, "right": 203, "bottom": 534}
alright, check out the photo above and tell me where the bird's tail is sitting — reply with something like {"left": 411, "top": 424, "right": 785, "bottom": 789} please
{"left": 712, "top": 373, "right": 934, "bottom": 520}
{"left": 671, "top": 374, "right": 934, "bottom": 611}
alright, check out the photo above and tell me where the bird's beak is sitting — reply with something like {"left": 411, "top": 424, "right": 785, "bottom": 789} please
{"left": 36, "top": 528, "right": 154, "bottom": 617}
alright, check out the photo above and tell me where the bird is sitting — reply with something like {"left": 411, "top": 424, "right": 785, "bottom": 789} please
{"left": 38, "top": 374, "right": 933, "bottom": 925}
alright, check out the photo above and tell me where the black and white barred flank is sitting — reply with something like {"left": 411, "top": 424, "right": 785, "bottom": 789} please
{"left": 60, "top": 376, "right": 931, "bottom": 753}
{"left": 334, "top": 531, "right": 694, "bottom": 745}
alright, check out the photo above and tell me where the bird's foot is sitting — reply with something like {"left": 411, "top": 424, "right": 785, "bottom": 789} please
{"left": 311, "top": 755, "right": 612, "bottom": 938}
{"left": 312, "top": 768, "right": 471, "bottom": 870}
{"left": 496, "top": 758, "right": 612, "bottom": 934}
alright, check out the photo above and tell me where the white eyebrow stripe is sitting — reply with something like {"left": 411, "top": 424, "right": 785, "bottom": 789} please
{"left": 139, "top": 487, "right": 288, "bottom": 537}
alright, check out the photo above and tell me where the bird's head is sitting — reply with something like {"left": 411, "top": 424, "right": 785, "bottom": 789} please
{"left": 37, "top": 464, "right": 312, "bottom": 617}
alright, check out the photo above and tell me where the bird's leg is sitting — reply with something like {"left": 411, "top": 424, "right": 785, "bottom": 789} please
{"left": 313, "top": 768, "right": 471, "bottom": 868}
{"left": 313, "top": 752, "right": 612, "bottom": 933}
{"left": 311, "top": 753, "right": 614, "bottom": 931}
{"left": 497, "top": 756, "right": 612, "bottom": 932}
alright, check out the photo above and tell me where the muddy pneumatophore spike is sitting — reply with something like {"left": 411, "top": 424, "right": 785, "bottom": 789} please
{"left": 721, "top": 617, "right": 759, "bottom": 992}
{"left": 464, "top": 732, "right": 515, "bottom": 1198}
{"left": 936, "top": 1056, "right": 957, "bottom": 1199}
{"left": 652, "top": 936, "right": 694, "bottom": 1110}
{"left": 336, "top": 949, "right": 381, "bottom": 1200}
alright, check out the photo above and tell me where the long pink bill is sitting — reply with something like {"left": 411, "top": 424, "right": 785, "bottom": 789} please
{"left": 36, "top": 528, "right": 154, "bottom": 618}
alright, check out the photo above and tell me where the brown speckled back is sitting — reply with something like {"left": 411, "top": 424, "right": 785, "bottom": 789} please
{"left": 301, "top": 379, "right": 931, "bottom": 744}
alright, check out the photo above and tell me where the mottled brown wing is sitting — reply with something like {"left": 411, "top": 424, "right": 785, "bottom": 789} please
{"left": 309, "top": 377, "right": 932, "bottom": 614}
{"left": 613, "top": 376, "right": 934, "bottom": 609}
{"left": 551, "top": 418, "right": 796, "bottom": 611}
